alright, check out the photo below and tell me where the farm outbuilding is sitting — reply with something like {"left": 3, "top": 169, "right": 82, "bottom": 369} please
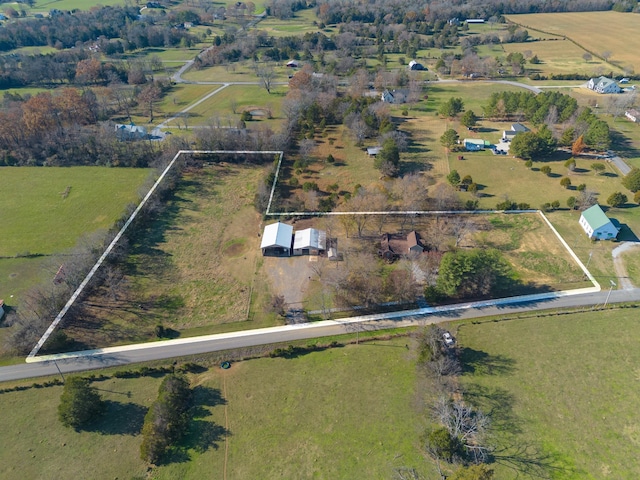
{"left": 293, "top": 228, "right": 326, "bottom": 256}
{"left": 464, "top": 139, "right": 486, "bottom": 151}
{"left": 407, "top": 231, "right": 424, "bottom": 254}
{"left": 408, "top": 60, "right": 426, "bottom": 71}
{"left": 260, "top": 222, "right": 294, "bottom": 256}
{"left": 579, "top": 204, "right": 620, "bottom": 240}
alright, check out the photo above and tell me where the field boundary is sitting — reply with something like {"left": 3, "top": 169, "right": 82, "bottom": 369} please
{"left": 27, "top": 150, "right": 600, "bottom": 361}
{"left": 28, "top": 150, "right": 283, "bottom": 360}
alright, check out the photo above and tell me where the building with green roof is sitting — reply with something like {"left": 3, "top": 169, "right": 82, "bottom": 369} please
{"left": 579, "top": 204, "right": 619, "bottom": 240}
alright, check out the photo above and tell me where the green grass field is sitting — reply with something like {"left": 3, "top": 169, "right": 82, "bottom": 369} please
{"left": 0, "top": 337, "right": 434, "bottom": 480}
{"left": 507, "top": 12, "right": 639, "bottom": 72}
{"left": 31, "top": 0, "right": 125, "bottom": 11}
{"left": 0, "top": 167, "right": 150, "bottom": 257}
{"left": 0, "top": 167, "right": 151, "bottom": 302}
{"left": 457, "top": 308, "right": 640, "bottom": 479}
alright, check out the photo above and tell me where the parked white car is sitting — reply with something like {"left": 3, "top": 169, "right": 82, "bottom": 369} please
{"left": 442, "top": 332, "right": 455, "bottom": 347}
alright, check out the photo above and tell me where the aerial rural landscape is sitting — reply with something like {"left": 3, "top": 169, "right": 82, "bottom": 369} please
{"left": 1, "top": 0, "right": 640, "bottom": 478}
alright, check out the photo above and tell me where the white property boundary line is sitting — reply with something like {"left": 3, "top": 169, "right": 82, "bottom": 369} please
{"left": 27, "top": 285, "right": 599, "bottom": 363}
{"left": 28, "top": 150, "right": 283, "bottom": 360}
{"left": 27, "top": 149, "right": 600, "bottom": 361}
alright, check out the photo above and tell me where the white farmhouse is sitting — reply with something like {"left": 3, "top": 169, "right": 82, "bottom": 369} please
{"left": 579, "top": 204, "right": 620, "bottom": 240}
{"left": 587, "top": 76, "right": 622, "bottom": 94}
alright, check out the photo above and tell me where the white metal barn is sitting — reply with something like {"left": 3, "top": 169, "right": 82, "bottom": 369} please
{"left": 293, "top": 228, "right": 326, "bottom": 256}
{"left": 260, "top": 222, "right": 294, "bottom": 256}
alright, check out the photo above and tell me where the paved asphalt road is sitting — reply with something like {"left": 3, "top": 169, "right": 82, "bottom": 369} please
{"left": 2, "top": 288, "right": 639, "bottom": 383}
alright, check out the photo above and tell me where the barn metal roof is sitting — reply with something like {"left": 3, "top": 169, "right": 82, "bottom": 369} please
{"left": 293, "top": 228, "right": 326, "bottom": 250}
{"left": 260, "top": 222, "right": 293, "bottom": 249}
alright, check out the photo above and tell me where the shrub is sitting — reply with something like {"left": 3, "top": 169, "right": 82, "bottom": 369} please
{"left": 560, "top": 177, "right": 571, "bottom": 188}
{"left": 58, "top": 376, "right": 105, "bottom": 429}
{"left": 240, "top": 111, "right": 252, "bottom": 122}
{"left": 326, "top": 153, "right": 335, "bottom": 163}
{"left": 607, "top": 191, "right": 628, "bottom": 207}
{"left": 540, "top": 165, "right": 552, "bottom": 176}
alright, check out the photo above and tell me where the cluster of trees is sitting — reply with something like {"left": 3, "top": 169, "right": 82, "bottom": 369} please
{"left": 417, "top": 326, "right": 493, "bottom": 478}
{"left": 509, "top": 125, "right": 556, "bottom": 160}
{"left": 483, "top": 91, "right": 578, "bottom": 125}
{"left": 140, "top": 374, "right": 193, "bottom": 464}
{"left": 314, "top": 0, "right": 612, "bottom": 27}
{"left": 561, "top": 107, "right": 611, "bottom": 151}
{"left": 0, "top": 86, "right": 167, "bottom": 166}
{"left": 58, "top": 376, "right": 106, "bottom": 429}
{"left": 433, "top": 249, "right": 517, "bottom": 299}
{"left": 0, "top": 6, "right": 197, "bottom": 52}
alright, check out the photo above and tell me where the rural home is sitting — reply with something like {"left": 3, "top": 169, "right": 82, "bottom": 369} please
{"left": 587, "top": 76, "right": 622, "bottom": 94}
{"left": 408, "top": 60, "right": 426, "bottom": 71}
{"left": 502, "top": 123, "right": 529, "bottom": 141}
{"left": 379, "top": 231, "right": 424, "bottom": 261}
{"left": 381, "top": 89, "right": 409, "bottom": 104}
{"left": 625, "top": 109, "right": 640, "bottom": 123}
{"left": 260, "top": 222, "right": 293, "bottom": 256}
{"left": 115, "top": 123, "right": 147, "bottom": 140}
{"left": 511, "top": 123, "right": 529, "bottom": 133}
{"left": 464, "top": 139, "right": 487, "bottom": 151}
{"left": 293, "top": 228, "right": 326, "bottom": 256}
{"left": 579, "top": 204, "right": 620, "bottom": 240}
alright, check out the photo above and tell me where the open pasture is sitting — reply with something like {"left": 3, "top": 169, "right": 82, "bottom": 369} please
{"left": 0, "top": 167, "right": 150, "bottom": 258}
{"left": 164, "top": 84, "right": 286, "bottom": 128}
{"left": 458, "top": 308, "right": 640, "bottom": 479}
{"left": 507, "top": 12, "right": 640, "bottom": 72}
{"left": 31, "top": 0, "right": 125, "bottom": 11}
{"left": 0, "top": 337, "right": 432, "bottom": 480}
{"left": 62, "top": 162, "right": 278, "bottom": 349}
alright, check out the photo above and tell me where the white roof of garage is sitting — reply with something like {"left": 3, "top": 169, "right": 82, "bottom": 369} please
{"left": 260, "top": 222, "right": 293, "bottom": 249}
{"left": 293, "top": 228, "right": 326, "bottom": 250}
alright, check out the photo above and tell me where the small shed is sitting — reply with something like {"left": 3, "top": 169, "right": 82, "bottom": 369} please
{"left": 260, "top": 222, "right": 294, "bottom": 256}
{"left": 293, "top": 228, "right": 326, "bottom": 256}
{"left": 286, "top": 60, "right": 299, "bottom": 68}
{"left": 579, "top": 204, "right": 620, "bottom": 240}
{"left": 367, "top": 146, "right": 381, "bottom": 156}
{"left": 464, "top": 139, "right": 485, "bottom": 151}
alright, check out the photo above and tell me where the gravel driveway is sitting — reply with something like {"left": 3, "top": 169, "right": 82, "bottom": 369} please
{"left": 262, "top": 256, "right": 314, "bottom": 307}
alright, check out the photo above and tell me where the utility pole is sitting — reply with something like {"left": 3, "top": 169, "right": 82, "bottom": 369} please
{"left": 603, "top": 280, "right": 616, "bottom": 308}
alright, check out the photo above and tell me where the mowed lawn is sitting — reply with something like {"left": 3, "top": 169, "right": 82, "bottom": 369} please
{"left": 457, "top": 309, "right": 640, "bottom": 479}
{"left": 507, "top": 12, "right": 640, "bottom": 71}
{"left": 0, "top": 338, "right": 434, "bottom": 480}
{"left": 0, "top": 167, "right": 150, "bottom": 257}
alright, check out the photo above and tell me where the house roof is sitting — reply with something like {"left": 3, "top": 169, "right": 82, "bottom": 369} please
{"left": 511, "top": 123, "right": 529, "bottom": 132}
{"left": 260, "top": 222, "right": 293, "bottom": 249}
{"left": 591, "top": 76, "right": 618, "bottom": 90}
{"left": 293, "top": 228, "right": 326, "bottom": 250}
{"left": 367, "top": 147, "right": 381, "bottom": 155}
{"left": 581, "top": 204, "right": 615, "bottom": 231}
{"left": 407, "top": 231, "right": 421, "bottom": 249}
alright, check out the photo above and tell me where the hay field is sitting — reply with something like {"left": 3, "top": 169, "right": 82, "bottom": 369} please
{"left": 507, "top": 12, "right": 640, "bottom": 71}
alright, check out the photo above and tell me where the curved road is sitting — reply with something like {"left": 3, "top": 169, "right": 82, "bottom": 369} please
{"left": 2, "top": 288, "right": 639, "bottom": 382}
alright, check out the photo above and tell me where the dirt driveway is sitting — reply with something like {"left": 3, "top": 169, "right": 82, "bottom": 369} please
{"left": 612, "top": 241, "right": 640, "bottom": 290}
{"left": 262, "top": 255, "right": 315, "bottom": 307}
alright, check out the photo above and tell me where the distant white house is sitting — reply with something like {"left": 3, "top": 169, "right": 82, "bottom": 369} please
{"left": 381, "top": 89, "right": 409, "bottom": 104}
{"left": 579, "top": 204, "right": 620, "bottom": 240}
{"left": 115, "top": 123, "right": 147, "bottom": 140}
{"left": 260, "top": 222, "right": 294, "bottom": 256}
{"left": 293, "top": 228, "right": 326, "bottom": 256}
{"left": 465, "top": 18, "right": 485, "bottom": 24}
{"left": 587, "top": 76, "right": 622, "bottom": 94}
{"left": 625, "top": 109, "right": 640, "bottom": 123}
{"left": 502, "top": 123, "right": 530, "bottom": 142}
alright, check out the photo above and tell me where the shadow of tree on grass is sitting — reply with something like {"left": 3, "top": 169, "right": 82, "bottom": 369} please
{"left": 84, "top": 400, "right": 147, "bottom": 436}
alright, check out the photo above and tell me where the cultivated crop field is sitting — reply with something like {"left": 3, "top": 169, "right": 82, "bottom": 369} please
{"left": 0, "top": 337, "right": 434, "bottom": 480}
{"left": 458, "top": 308, "right": 640, "bottom": 479}
{"left": 62, "top": 162, "right": 278, "bottom": 349}
{"left": 508, "top": 12, "right": 640, "bottom": 72}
